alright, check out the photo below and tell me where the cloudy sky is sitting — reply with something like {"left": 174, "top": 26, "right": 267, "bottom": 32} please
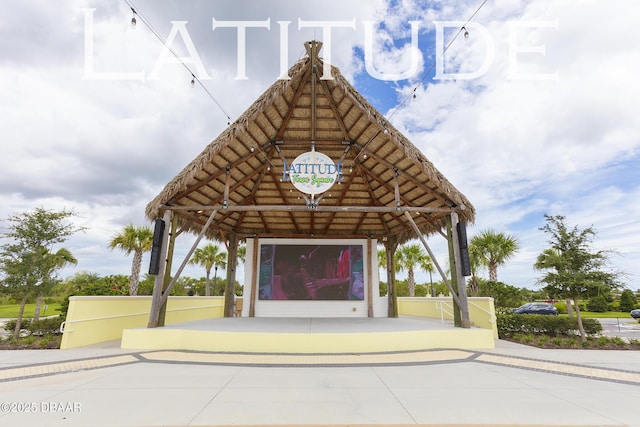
{"left": 1, "top": 0, "right": 638, "bottom": 291}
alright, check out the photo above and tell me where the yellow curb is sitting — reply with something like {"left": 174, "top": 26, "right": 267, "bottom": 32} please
{"left": 140, "top": 349, "right": 475, "bottom": 366}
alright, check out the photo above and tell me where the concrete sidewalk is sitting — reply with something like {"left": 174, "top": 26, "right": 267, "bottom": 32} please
{"left": 0, "top": 339, "right": 639, "bottom": 427}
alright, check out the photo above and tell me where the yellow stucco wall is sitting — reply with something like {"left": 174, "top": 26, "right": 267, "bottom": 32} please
{"left": 60, "top": 296, "right": 224, "bottom": 349}
{"left": 121, "top": 327, "right": 495, "bottom": 352}
{"left": 397, "top": 297, "right": 498, "bottom": 339}
{"left": 61, "top": 296, "right": 496, "bottom": 349}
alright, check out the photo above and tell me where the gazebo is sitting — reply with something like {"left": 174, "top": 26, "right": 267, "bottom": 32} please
{"left": 145, "top": 41, "right": 475, "bottom": 328}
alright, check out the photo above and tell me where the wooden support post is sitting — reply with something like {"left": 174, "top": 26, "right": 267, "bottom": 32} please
{"left": 449, "top": 212, "right": 471, "bottom": 328}
{"left": 249, "top": 237, "right": 259, "bottom": 317}
{"left": 224, "top": 233, "right": 238, "bottom": 317}
{"left": 157, "top": 214, "right": 178, "bottom": 327}
{"left": 446, "top": 215, "right": 462, "bottom": 327}
{"left": 385, "top": 237, "right": 398, "bottom": 318}
{"left": 148, "top": 210, "right": 172, "bottom": 328}
{"left": 158, "top": 210, "right": 217, "bottom": 307}
{"left": 367, "top": 237, "right": 373, "bottom": 317}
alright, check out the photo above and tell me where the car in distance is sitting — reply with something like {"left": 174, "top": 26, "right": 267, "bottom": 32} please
{"left": 631, "top": 309, "right": 640, "bottom": 319}
{"left": 513, "top": 302, "right": 558, "bottom": 315}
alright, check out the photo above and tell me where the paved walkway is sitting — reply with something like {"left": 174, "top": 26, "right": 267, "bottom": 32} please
{"left": 0, "top": 339, "right": 639, "bottom": 426}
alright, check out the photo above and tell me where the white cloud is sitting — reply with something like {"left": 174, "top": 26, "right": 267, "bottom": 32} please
{"left": 389, "top": 0, "right": 640, "bottom": 289}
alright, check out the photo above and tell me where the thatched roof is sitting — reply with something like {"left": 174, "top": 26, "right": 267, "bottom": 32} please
{"left": 146, "top": 41, "right": 474, "bottom": 243}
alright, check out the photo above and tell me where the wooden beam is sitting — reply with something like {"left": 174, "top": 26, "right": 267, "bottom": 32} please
{"left": 403, "top": 211, "right": 461, "bottom": 307}
{"left": 168, "top": 204, "right": 460, "bottom": 214}
{"left": 224, "top": 233, "right": 238, "bottom": 317}
{"left": 367, "top": 237, "right": 373, "bottom": 317}
{"left": 319, "top": 79, "right": 350, "bottom": 141}
{"left": 159, "top": 210, "right": 218, "bottom": 307}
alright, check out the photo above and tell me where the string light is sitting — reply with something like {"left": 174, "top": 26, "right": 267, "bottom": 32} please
{"left": 353, "top": 0, "right": 488, "bottom": 163}
{"left": 121, "top": 0, "right": 232, "bottom": 124}
{"left": 130, "top": 8, "right": 137, "bottom": 28}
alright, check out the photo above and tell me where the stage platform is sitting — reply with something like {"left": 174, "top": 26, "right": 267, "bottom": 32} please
{"left": 120, "top": 316, "right": 495, "bottom": 353}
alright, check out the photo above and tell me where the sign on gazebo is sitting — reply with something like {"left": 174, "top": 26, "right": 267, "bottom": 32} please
{"left": 283, "top": 149, "right": 343, "bottom": 196}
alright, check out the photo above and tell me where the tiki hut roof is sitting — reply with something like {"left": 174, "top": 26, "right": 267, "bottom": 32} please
{"left": 146, "top": 41, "right": 474, "bottom": 244}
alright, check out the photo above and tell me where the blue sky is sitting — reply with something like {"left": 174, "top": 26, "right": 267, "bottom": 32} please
{"left": 1, "top": 0, "right": 638, "bottom": 291}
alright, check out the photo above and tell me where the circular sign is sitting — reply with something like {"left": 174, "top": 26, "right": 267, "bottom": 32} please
{"left": 287, "top": 150, "right": 340, "bottom": 196}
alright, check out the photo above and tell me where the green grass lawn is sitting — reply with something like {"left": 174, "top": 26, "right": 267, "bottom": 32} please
{"left": 0, "top": 303, "right": 62, "bottom": 318}
{"left": 564, "top": 311, "right": 634, "bottom": 319}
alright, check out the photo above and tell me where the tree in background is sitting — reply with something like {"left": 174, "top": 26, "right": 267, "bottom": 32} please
{"left": 473, "top": 279, "right": 525, "bottom": 309}
{"left": 536, "top": 214, "right": 621, "bottom": 341}
{"left": 535, "top": 248, "right": 575, "bottom": 316}
{"left": 34, "top": 247, "right": 77, "bottom": 320}
{"left": 237, "top": 244, "right": 246, "bottom": 265}
{"left": 189, "top": 243, "right": 227, "bottom": 296}
{"left": 0, "top": 208, "right": 83, "bottom": 339}
{"left": 469, "top": 229, "right": 519, "bottom": 282}
{"left": 108, "top": 225, "right": 153, "bottom": 296}
{"left": 619, "top": 289, "right": 637, "bottom": 312}
{"left": 395, "top": 244, "right": 433, "bottom": 297}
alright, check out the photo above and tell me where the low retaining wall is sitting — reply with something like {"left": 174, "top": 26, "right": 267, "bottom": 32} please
{"left": 60, "top": 296, "right": 496, "bottom": 349}
{"left": 398, "top": 297, "right": 498, "bottom": 339}
{"left": 60, "top": 296, "right": 224, "bottom": 349}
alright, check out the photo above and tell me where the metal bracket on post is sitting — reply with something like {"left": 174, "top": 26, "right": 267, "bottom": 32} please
{"left": 223, "top": 165, "right": 230, "bottom": 209}
{"left": 393, "top": 167, "right": 401, "bottom": 210}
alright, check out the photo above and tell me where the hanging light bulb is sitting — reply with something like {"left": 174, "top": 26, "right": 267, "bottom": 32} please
{"left": 462, "top": 26, "right": 469, "bottom": 40}
{"left": 130, "top": 8, "right": 137, "bottom": 29}
{"left": 190, "top": 75, "right": 195, "bottom": 88}
{"left": 412, "top": 92, "right": 417, "bottom": 100}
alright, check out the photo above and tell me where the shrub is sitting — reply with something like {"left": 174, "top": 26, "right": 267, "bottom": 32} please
{"left": 28, "top": 317, "right": 63, "bottom": 336}
{"left": 496, "top": 313, "right": 602, "bottom": 338}
{"left": 587, "top": 296, "right": 608, "bottom": 312}
{"left": 3, "top": 318, "right": 31, "bottom": 333}
{"left": 554, "top": 301, "right": 567, "bottom": 314}
{"left": 619, "top": 289, "right": 637, "bottom": 312}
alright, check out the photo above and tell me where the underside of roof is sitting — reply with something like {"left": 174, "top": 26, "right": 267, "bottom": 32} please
{"left": 146, "top": 41, "right": 474, "bottom": 243}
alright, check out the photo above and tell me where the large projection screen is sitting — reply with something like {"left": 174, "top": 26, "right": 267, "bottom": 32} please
{"left": 258, "top": 243, "right": 364, "bottom": 301}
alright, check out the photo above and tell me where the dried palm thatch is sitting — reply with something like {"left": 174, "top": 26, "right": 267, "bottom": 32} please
{"left": 146, "top": 41, "right": 474, "bottom": 244}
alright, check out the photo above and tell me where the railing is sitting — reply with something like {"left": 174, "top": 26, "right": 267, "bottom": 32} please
{"left": 435, "top": 300, "right": 454, "bottom": 323}
{"left": 469, "top": 300, "right": 496, "bottom": 326}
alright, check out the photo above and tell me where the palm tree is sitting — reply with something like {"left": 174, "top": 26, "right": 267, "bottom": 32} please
{"left": 237, "top": 244, "right": 246, "bottom": 265}
{"left": 34, "top": 247, "right": 77, "bottom": 320}
{"left": 189, "top": 243, "right": 227, "bottom": 296}
{"left": 395, "top": 244, "right": 433, "bottom": 297}
{"left": 108, "top": 225, "right": 154, "bottom": 296}
{"left": 469, "top": 230, "right": 519, "bottom": 282}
